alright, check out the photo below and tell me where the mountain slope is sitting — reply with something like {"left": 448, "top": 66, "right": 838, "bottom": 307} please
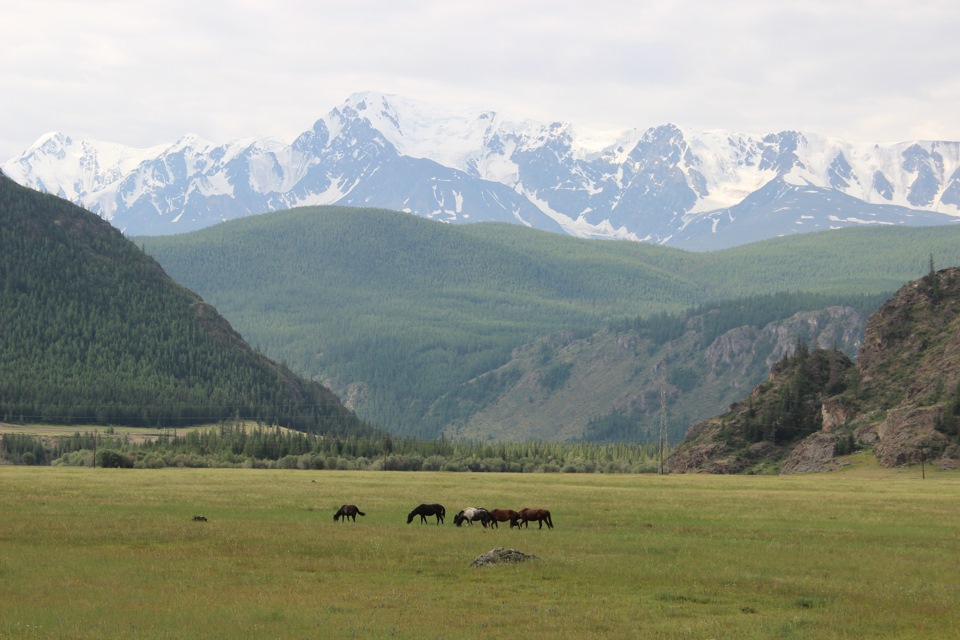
{"left": 669, "top": 267, "right": 960, "bottom": 472}
{"left": 0, "top": 173, "right": 370, "bottom": 436}
{"left": 4, "top": 92, "right": 959, "bottom": 249}
{"left": 140, "top": 206, "right": 960, "bottom": 439}
{"left": 435, "top": 300, "right": 875, "bottom": 444}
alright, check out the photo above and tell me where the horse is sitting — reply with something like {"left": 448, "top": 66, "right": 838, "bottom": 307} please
{"left": 454, "top": 507, "right": 491, "bottom": 527}
{"left": 407, "top": 503, "right": 445, "bottom": 524}
{"left": 333, "top": 504, "right": 365, "bottom": 522}
{"left": 517, "top": 507, "right": 554, "bottom": 529}
{"left": 487, "top": 509, "right": 521, "bottom": 529}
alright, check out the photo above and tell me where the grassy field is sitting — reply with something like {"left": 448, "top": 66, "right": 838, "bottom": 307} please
{"left": 0, "top": 461, "right": 957, "bottom": 639}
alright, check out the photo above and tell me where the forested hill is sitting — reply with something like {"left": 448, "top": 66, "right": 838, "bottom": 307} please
{"left": 0, "top": 174, "right": 373, "bottom": 436}
{"left": 140, "top": 205, "right": 960, "bottom": 440}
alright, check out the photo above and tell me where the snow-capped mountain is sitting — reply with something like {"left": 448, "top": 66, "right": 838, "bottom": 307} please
{"left": 4, "top": 91, "right": 960, "bottom": 249}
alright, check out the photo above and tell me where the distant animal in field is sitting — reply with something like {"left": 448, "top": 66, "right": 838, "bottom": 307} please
{"left": 333, "top": 504, "right": 366, "bottom": 522}
{"left": 517, "top": 508, "right": 553, "bottom": 529}
{"left": 192, "top": 515, "right": 208, "bottom": 522}
{"left": 454, "top": 507, "right": 491, "bottom": 527}
{"left": 407, "top": 503, "right": 445, "bottom": 524}
{"left": 487, "top": 509, "right": 521, "bottom": 528}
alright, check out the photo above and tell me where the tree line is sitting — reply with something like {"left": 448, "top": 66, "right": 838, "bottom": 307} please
{"left": 1, "top": 422, "right": 663, "bottom": 473}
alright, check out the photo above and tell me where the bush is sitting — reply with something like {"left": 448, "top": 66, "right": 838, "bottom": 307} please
{"left": 20, "top": 451, "right": 37, "bottom": 465}
{"left": 96, "top": 449, "right": 133, "bottom": 468}
{"left": 136, "top": 453, "right": 167, "bottom": 469}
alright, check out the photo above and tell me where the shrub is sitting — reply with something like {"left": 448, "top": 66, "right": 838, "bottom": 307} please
{"left": 96, "top": 449, "right": 133, "bottom": 468}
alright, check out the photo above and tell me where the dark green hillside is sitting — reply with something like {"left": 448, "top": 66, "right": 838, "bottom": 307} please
{"left": 140, "top": 205, "right": 960, "bottom": 439}
{"left": 141, "top": 207, "right": 706, "bottom": 436}
{"left": 0, "top": 175, "right": 370, "bottom": 436}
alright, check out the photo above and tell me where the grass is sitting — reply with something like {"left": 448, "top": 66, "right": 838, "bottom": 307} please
{"left": 0, "top": 465, "right": 957, "bottom": 639}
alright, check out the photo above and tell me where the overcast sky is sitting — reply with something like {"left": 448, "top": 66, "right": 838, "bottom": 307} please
{"left": 3, "top": 0, "right": 958, "bottom": 160}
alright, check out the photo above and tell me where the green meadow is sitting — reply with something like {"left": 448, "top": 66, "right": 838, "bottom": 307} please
{"left": 1, "top": 462, "right": 957, "bottom": 639}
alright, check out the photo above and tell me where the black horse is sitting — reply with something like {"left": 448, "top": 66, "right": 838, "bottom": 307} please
{"left": 333, "top": 504, "right": 366, "bottom": 522}
{"left": 407, "top": 503, "right": 445, "bottom": 524}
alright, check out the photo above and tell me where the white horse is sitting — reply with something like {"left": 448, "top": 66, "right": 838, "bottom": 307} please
{"left": 454, "top": 507, "right": 491, "bottom": 527}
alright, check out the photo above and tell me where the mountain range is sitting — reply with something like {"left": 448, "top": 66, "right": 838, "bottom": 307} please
{"left": 5, "top": 91, "right": 960, "bottom": 249}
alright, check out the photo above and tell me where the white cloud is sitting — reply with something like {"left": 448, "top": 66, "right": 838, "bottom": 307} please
{"left": 2, "top": 0, "right": 958, "bottom": 160}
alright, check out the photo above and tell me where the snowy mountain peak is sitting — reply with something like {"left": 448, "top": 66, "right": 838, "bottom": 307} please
{"left": 4, "top": 92, "right": 960, "bottom": 249}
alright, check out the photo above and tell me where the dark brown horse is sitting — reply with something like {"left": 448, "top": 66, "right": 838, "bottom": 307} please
{"left": 333, "top": 504, "right": 365, "bottom": 522}
{"left": 517, "top": 508, "right": 554, "bottom": 529}
{"left": 407, "top": 503, "right": 445, "bottom": 524}
{"left": 487, "top": 509, "right": 521, "bottom": 529}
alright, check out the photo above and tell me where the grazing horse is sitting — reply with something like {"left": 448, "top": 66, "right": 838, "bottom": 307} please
{"left": 487, "top": 509, "right": 521, "bottom": 529}
{"left": 333, "top": 504, "right": 365, "bottom": 522}
{"left": 454, "top": 507, "right": 491, "bottom": 527}
{"left": 407, "top": 503, "right": 446, "bottom": 524}
{"left": 517, "top": 508, "right": 554, "bottom": 529}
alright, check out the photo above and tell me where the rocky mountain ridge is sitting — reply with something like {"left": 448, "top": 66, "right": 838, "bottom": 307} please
{"left": 669, "top": 267, "right": 960, "bottom": 473}
{"left": 436, "top": 304, "right": 868, "bottom": 444}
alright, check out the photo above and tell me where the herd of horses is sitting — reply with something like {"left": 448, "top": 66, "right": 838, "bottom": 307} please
{"left": 333, "top": 503, "right": 553, "bottom": 529}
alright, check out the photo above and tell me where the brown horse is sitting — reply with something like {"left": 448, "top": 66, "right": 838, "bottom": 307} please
{"left": 487, "top": 509, "right": 521, "bottom": 529}
{"left": 407, "top": 503, "right": 445, "bottom": 524}
{"left": 333, "top": 504, "right": 366, "bottom": 522}
{"left": 517, "top": 508, "right": 554, "bottom": 529}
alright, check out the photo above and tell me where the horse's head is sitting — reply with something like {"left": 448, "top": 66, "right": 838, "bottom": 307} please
{"left": 406, "top": 513, "right": 415, "bottom": 524}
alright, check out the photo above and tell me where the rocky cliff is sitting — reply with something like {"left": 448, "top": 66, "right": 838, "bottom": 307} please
{"left": 669, "top": 267, "right": 960, "bottom": 473}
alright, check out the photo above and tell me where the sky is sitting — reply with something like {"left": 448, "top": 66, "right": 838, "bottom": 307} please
{"left": 2, "top": 0, "right": 959, "bottom": 160}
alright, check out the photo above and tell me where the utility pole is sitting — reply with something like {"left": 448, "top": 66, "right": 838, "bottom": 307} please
{"left": 659, "top": 360, "right": 667, "bottom": 475}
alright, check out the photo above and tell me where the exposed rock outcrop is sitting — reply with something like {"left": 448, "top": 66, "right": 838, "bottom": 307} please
{"left": 668, "top": 267, "right": 960, "bottom": 473}
{"left": 781, "top": 432, "right": 846, "bottom": 474}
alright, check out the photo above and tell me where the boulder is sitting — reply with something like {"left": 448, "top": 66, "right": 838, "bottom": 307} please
{"left": 470, "top": 547, "right": 537, "bottom": 568}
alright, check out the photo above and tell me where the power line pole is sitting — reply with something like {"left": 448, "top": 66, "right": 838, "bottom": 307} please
{"left": 659, "top": 360, "right": 667, "bottom": 475}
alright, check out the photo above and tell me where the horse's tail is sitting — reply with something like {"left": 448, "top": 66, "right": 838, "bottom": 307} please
{"left": 357, "top": 510, "right": 366, "bottom": 517}
{"left": 546, "top": 511, "right": 554, "bottom": 528}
